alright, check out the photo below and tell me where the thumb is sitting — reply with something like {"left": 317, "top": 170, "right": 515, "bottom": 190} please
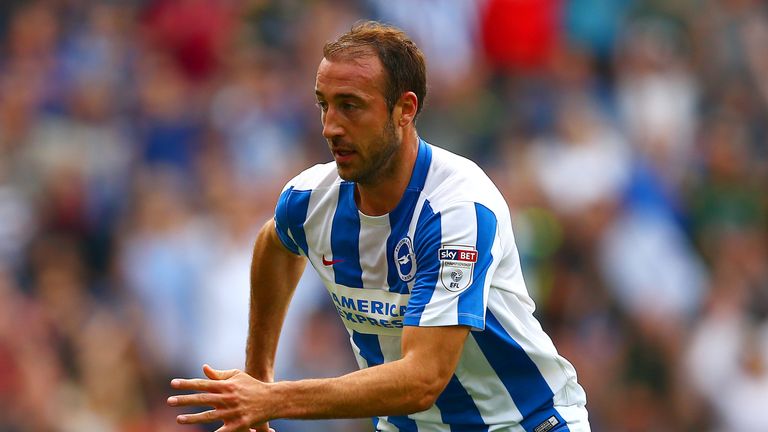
{"left": 202, "top": 364, "right": 239, "bottom": 380}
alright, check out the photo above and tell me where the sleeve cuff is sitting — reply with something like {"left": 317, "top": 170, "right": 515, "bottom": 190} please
{"left": 402, "top": 313, "right": 485, "bottom": 331}
{"left": 273, "top": 219, "right": 301, "bottom": 255}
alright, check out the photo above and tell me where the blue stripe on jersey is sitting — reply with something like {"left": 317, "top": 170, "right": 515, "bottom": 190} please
{"left": 435, "top": 375, "right": 488, "bottom": 431}
{"left": 274, "top": 187, "right": 299, "bottom": 254}
{"left": 386, "top": 194, "right": 418, "bottom": 294}
{"left": 386, "top": 140, "right": 433, "bottom": 293}
{"left": 331, "top": 182, "right": 364, "bottom": 287}
{"left": 403, "top": 200, "right": 440, "bottom": 325}
{"left": 410, "top": 139, "right": 432, "bottom": 191}
{"left": 386, "top": 415, "right": 419, "bottom": 431}
{"left": 274, "top": 187, "right": 311, "bottom": 255}
{"left": 456, "top": 203, "right": 497, "bottom": 329}
{"left": 472, "top": 311, "right": 569, "bottom": 432}
{"left": 351, "top": 331, "right": 384, "bottom": 365}
{"left": 351, "top": 332, "right": 417, "bottom": 431}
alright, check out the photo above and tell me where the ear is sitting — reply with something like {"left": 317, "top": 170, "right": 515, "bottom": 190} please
{"left": 395, "top": 91, "right": 419, "bottom": 127}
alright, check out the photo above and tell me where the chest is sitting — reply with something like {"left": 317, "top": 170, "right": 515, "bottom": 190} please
{"left": 310, "top": 223, "right": 416, "bottom": 288}
{"left": 304, "top": 215, "right": 418, "bottom": 336}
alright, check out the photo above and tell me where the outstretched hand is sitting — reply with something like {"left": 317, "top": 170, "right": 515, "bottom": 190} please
{"left": 168, "top": 364, "right": 276, "bottom": 432}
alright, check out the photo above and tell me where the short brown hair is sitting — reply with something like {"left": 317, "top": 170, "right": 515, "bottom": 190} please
{"left": 323, "top": 21, "right": 427, "bottom": 120}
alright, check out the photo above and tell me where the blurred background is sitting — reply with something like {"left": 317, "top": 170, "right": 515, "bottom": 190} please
{"left": 1, "top": 0, "right": 767, "bottom": 431}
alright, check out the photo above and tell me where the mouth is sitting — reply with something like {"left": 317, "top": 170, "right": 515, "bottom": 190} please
{"left": 332, "top": 148, "right": 357, "bottom": 164}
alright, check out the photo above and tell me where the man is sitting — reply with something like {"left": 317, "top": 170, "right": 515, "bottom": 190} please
{"left": 168, "top": 21, "right": 590, "bottom": 432}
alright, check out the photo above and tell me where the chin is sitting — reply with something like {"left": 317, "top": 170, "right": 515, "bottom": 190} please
{"left": 335, "top": 166, "right": 356, "bottom": 182}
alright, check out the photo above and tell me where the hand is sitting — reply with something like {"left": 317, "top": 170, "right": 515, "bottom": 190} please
{"left": 168, "top": 364, "right": 276, "bottom": 432}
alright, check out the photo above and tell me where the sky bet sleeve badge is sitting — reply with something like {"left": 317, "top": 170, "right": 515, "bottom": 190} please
{"left": 438, "top": 245, "right": 478, "bottom": 292}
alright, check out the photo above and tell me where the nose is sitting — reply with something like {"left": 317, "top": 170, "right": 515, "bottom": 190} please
{"left": 321, "top": 107, "right": 344, "bottom": 140}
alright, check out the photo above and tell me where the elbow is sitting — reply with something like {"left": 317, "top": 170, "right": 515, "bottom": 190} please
{"left": 411, "top": 391, "right": 439, "bottom": 413}
{"left": 407, "top": 376, "right": 446, "bottom": 413}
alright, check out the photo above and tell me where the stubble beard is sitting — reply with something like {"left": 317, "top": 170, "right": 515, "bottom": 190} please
{"left": 339, "top": 116, "right": 400, "bottom": 186}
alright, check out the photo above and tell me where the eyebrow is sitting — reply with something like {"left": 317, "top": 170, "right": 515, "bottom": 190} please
{"left": 315, "top": 90, "right": 365, "bottom": 101}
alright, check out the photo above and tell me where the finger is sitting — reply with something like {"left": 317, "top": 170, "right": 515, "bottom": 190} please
{"left": 171, "top": 378, "right": 224, "bottom": 392}
{"left": 215, "top": 424, "right": 251, "bottom": 432}
{"left": 204, "top": 364, "right": 240, "bottom": 380}
{"left": 214, "top": 420, "right": 257, "bottom": 432}
{"left": 177, "top": 408, "right": 236, "bottom": 425}
{"left": 167, "top": 392, "right": 224, "bottom": 407}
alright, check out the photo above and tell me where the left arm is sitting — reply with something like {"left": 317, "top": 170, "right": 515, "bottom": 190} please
{"left": 169, "top": 325, "right": 469, "bottom": 430}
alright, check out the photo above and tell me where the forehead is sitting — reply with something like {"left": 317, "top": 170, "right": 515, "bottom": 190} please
{"left": 315, "top": 55, "right": 386, "bottom": 99}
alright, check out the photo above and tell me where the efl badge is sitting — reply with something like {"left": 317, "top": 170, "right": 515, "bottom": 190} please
{"left": 394, "top": 237, "right": 417, "bottom": 282}
{"left": 438, "top": 245, "right": 477, "bottom": 292}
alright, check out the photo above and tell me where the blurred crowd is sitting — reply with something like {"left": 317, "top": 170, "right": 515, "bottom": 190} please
{"left": 0, "top": 0, "right": 767, "bottom": 431}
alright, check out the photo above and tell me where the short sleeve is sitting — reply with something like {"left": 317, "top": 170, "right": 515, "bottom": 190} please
{"left": 404, "top": 201, "right": 499, "bottom": 330}
{"left": 273, "top": 186, "right": 302, "bottom": 255}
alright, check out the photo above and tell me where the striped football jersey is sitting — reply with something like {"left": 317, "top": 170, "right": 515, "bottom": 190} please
{"left": 273, "top": 139, "right": 589, "bottom": 431}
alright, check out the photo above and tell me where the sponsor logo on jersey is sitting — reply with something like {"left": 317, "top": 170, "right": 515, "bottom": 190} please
{"left": 394, "top": 237, "right": 417, "bottom": 282}
{"left": 322, "top": 255, "right": 344, "bottom": 266}
{"left": 438, "top": 247, "right": 478, "bottom": 263}
{"left": 439, "top": 245, "right": 476, "bottom": 292}
{"left": 325, "top": 283, "right": 410, "bottom": 336}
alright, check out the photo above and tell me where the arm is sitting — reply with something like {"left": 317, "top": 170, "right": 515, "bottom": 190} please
{"left": 246, "top": 219, "right": 307, "bottom": 382}
{"left": 272, "top": 325, "right": 469, "bottom": 418}
{"left": 168, "top": 325, "right": 469, "bottom": 429}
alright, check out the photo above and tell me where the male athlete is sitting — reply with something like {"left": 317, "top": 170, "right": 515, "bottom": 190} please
{"left": 168, "top": 21, "right": 590, "bottom": 432}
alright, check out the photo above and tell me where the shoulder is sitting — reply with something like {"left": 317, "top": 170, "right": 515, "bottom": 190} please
{"left": 274, "top": 161, "right": 340, "bottom": 254}
{"left": 422, "top": 144, "right": 507, "bottom": 218}
{"left": 276, "top": 161, "right": 340, "bottom": 224}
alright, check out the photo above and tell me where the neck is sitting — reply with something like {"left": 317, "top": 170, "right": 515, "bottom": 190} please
{"left": 356, "top": 129, "right": 419, "bottom": 216}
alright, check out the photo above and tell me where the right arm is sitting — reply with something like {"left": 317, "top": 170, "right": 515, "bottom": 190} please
{"left": 245, "top": 219, "right": 307, "bottom": 383}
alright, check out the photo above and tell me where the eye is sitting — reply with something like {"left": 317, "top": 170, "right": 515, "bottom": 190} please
{"left": 316, "top": 101, "right": 328, "bottom": 112}
{"left": 340, "top": 102, "right": 357, "bottom": 112}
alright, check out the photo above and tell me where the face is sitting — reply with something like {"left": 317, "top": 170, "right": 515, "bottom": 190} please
{"left": 315, "top": 55, "right": 400, "bottom": 185}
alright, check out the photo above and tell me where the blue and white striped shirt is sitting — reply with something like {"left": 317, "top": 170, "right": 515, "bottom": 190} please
{"left": 274, "top": 139, "right": 589, "bottom": 431}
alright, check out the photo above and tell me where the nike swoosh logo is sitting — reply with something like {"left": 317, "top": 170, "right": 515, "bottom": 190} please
{"left": 322, "top": 255, "right": 344, "bottom": 266}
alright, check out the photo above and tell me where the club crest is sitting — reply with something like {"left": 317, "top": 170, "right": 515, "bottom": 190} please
{"left": 394, "top": 237, "right": 417, "bottom": 282}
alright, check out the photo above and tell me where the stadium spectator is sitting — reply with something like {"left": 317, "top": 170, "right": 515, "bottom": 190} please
{"left": 1, "top": 1, "right": 766, "bottom": 430}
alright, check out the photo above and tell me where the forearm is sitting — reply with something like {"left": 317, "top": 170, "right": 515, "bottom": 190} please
{"left": 245, "top": 220, "right": 306, "bottom": 381}
{"left": 270, "top": 355, "right": 440, "bottom": 420}
{"left": 169, "top": 326, "right": 468, "bottom": 428}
